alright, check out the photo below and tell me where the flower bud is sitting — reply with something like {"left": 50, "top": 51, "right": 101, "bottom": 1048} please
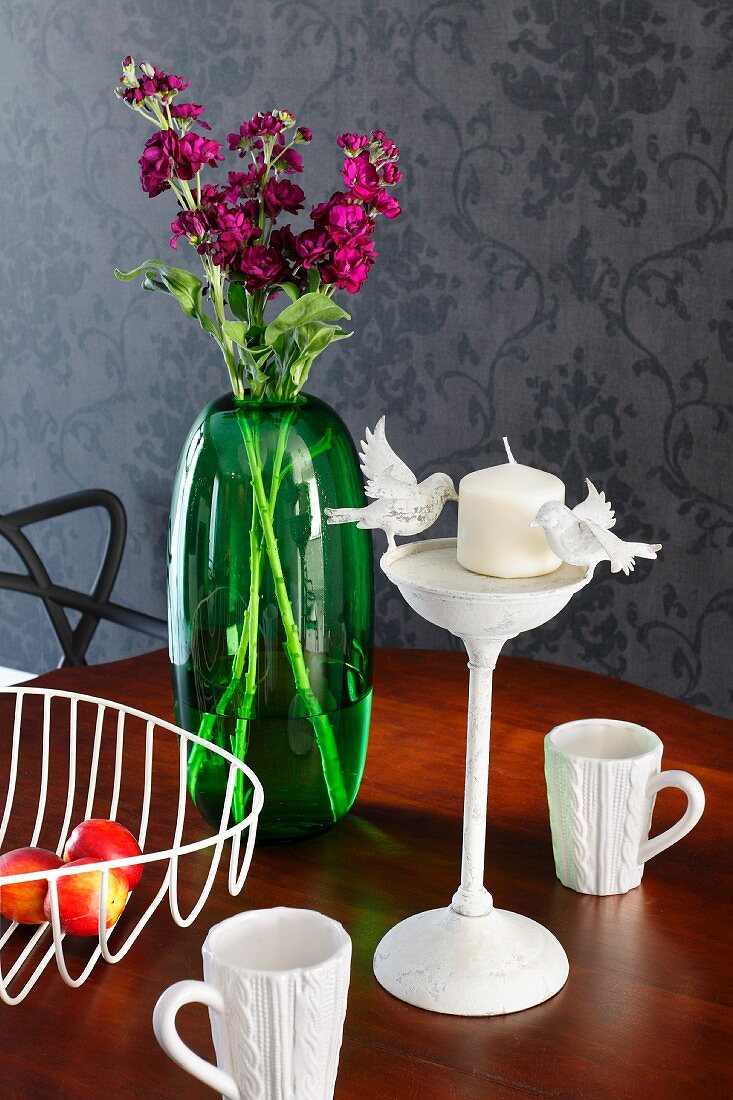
{"left": 273, "top": 109, "right": 295, "bottom": 128}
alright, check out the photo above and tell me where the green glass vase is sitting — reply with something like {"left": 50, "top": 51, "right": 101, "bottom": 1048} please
{"left": 168, "top": 393, "right": 373, "bottom": 842}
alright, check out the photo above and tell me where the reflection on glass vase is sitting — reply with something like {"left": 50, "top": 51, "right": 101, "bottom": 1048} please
{"left": 168, "top": 392, "right": 373, "bottom": 842}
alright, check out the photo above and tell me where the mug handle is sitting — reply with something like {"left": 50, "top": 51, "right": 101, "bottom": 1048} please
{"left": 638, "top": 770, "right": 705, "bottom": 864}
{"left": 153, "top": 980, "right": 240, "bottom": 1100}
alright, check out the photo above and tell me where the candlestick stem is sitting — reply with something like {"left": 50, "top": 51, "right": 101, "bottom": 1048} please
{"left": 451, "top": 637, "right": 504, "bottom": 917}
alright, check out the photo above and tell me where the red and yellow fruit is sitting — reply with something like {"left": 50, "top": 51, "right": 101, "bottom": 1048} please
{"left": 43, "top": 857, "right": 129, "bottom": 936}
{"left": 63, "top": 818, "right": 143, "bottom": 891}
{"left": 0, "top": 847, "right": 64, "bottom": 924}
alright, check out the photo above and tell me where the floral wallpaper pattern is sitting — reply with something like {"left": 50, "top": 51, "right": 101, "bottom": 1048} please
{"left": 0, "top": 0, "right": 731, "bottom": 715}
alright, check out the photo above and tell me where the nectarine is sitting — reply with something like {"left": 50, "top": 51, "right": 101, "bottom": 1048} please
{"left": 63, "top": 818, "right": 143, "bottom": 890}
{"left": 0, "top": 847, "right": 64, "bottom": 924}
{"left": 43, "top": 858, "right": 129, "bottom": 937}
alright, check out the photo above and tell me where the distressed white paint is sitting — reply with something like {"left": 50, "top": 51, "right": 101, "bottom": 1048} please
{"left": 375, "top": 538, "right": 593, "bottom": 1016}
{"left": 529, "top": 478, "right": 662, "bottom": 576}
{"left": 374, "top": 906, "right": 569, "bottom": 1016}
{"left": 324, "top": 416, "right": 458, "bottom": 549}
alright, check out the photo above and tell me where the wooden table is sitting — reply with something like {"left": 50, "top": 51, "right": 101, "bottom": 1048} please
{"left": 0, "top": 648, "right": 730, "bottom": 1098}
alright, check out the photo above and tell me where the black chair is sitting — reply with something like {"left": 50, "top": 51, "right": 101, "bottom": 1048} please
{"left": 0, "top": 489, "right": 167, "bottom": 667}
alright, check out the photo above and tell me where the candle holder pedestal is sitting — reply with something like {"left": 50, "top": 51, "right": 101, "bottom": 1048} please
{"left": 374, "top": 538, "right": 593, "bottom": 1016}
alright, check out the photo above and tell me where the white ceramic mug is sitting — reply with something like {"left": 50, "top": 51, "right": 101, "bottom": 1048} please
{"left": 153, "top": 907, "right": 351, "bottom": 1100}
{"left": 545, "top": 718, "right": 705, "bottom": 895}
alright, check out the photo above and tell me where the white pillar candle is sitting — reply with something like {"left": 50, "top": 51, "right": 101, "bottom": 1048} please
{"left": 457, "top": 439, "right": 565, "bottom": 578}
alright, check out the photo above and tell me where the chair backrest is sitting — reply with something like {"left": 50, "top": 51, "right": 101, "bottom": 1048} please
{"left": 0, "top": 490, "right": 167, "bottom": 667}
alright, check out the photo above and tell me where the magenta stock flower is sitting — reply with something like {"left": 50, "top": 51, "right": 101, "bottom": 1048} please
{"left": 295, "top": 227, "right": 332, "bottom": 268}
{"left": 270, "top": 225, "right": 297, "bottom": 257}
{"left": 342, "top": 153, "right": 381, "bottom": 202}
{"left": 381, "top": 162, "right": 402, "bottom": 184}
{"left": 311, "top": 191, "right": 345, "bottom": 225}
{"left": 380, "top": 139, "right": 399, "bottom": 159}
{"left": 320, "top": 242, "right": 375, "bottom": 294}
{"left": 170, "top": 102, "right": 210, "bottom": 130}
{"left": 223, "top": 167, "right": 263, "bottom": 202}
{"left": 209, "top": 207, "right": 261, "bottom": 269}
{"left": 337, "top": 132, "right": 369, "bottom": 155}
{"left": 327, "top": 200, "right": 370, "bottom": 243}
{"left": 176, "top": 133, "right": 224, "bottom": 179}
{"left": 372, "top": 191, "right": 401, "bottom": 218}
{"left": 239, "top": 244, "right": 289, "bottom": 291}
{"left": 170, "top": 208, "right": 210, "bottom": 251}
{"left": 139, "top": 130, "right": 223, "bottom": 195}
{"left": 228, "top": 111, "right": 289, "bottom": 155}
{"left": 120, "top": 60, "right": 190, "bottom": 105}
{"left": 139, "top": 130, "right": 181, "bottom": 196}
{"left": 273, "top": 144, "right": 304, "bottom": 174}
{"left": 263, "top": 178, "right": 305, "bottom": 220}
{"left": 296, "top": 126, "right": 312, "bottom": 143}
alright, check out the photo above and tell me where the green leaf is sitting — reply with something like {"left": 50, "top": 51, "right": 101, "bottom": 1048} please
{"left": 306, "top": 268, "right": 321, "bottom": 294}
{"left": 115, "top": 260, "right": 217, "bottom": 336}
{"left": 227, "top": 282, "right": 249, "bottom": 322}
{"left": 222, "top": 320, "right": 249, "bottom": 345}
{"left": 276, "top": 281, "right": 301, "bottom": 303}
{"left": 289, "top": 323, "right": 352, "bottom": 389}
{"left": 264, "top": 292, "right": 351, "bottom": 346}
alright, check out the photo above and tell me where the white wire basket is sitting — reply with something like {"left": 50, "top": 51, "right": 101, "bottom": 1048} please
{"left": 0, "top": 687, "right": 263, "bottom": 1005}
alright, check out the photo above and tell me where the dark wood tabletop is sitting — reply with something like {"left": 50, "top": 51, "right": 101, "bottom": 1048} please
{"left": 0, "top": 647, "right": 730, "bottom": 1099}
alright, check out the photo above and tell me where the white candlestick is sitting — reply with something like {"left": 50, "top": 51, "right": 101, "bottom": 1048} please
{"left": 457, "top": 440, "right": 565, "bottom": 578}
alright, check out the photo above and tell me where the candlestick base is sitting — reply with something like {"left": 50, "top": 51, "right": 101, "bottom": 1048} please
{"left": 374, "top": 905, "right": 569, "bottom": 1016}
{"left": 375, "top": 538, "right": 593, "bottom": 1016}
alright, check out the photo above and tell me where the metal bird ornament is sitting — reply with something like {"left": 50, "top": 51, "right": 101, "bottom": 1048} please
{"left": 325, "top": 416, "right": 458, "bottom": 549}
{"left": 530, "top": 480, "right": 662, "bottom": 576}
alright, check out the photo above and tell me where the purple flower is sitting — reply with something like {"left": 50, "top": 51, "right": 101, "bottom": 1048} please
{"left": 321, "top": 237, "right": 376, "bottom": 292}
{"left": 170, "top": 208, "right": 209, "bottom": 250}
{"left": 209, "top": 205, "right": 260, "bottom": 269}
{"left": 311, "top": 191, "right": 347, "bottom": 225}
{"left": 381, "top": 162, "right": 402, "bottom": 185}
{"left": 228, "top": 111, "right": 287, "bottom": 155}
{"left": 262, "top": 178, "right": 305, "bottom": 220}
{"left": 270, "top": 224, "right": 297, "bottom": 257}
{"left": 295, "top": 227, "right": 332, "bottom": 268}
{"left": 199, "top": 183, "right": 225, "bottom": 204}
{"left": 138, "top": 64, "right": 190, "bottom": 100}
{"left": 372, "top": 190, "right": 401, "bottom": 218}
{"left": 170, "top": 102, "right": 211, "bottom": 130}
{"left": 176, "top": 133, "right": 224, "bottom": 179}
{"left": 296, "top": 126, "right": 312, "bottom": 143}
{"left": 138, "top": 129, "right": 180, "bottom": 196}
{"left": 239, "top": 244, "right": 289, "bottom": 291}
{"left": 327, "top": 200, "right": 370, "bottom": 244}
{"left": 342, "top": 153, "right": 380, "bottom": 201}
{"left": 223, "top": 167, "right": 263, "bottom": 202}
{"left": 337, "top": 132, "right": 369, "bottom": 155}
{"left": 273, "top": 143, "right": 304, "bottom": 174}
{"left": 320, "top": 240, "right": 376, "bottom": 294}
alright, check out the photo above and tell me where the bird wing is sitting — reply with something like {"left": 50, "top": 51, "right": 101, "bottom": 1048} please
{"left": 583, "top": 520, "right": 636, "bottom": 574}
{"left": 360, "top": 417, "right": 417, "bottom": 500}
{"left": 572, "top": 480, "right": 616, "bottom": 530}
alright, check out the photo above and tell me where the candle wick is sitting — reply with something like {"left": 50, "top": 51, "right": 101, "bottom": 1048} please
{"left": 502, "top": 437, "right": 516, "bottom": 464}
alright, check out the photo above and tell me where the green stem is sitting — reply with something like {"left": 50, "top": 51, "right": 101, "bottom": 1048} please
{"left": 187, "top": 413, "right": 299, "bottom": 815}
{"left": 238, "top": 413, "right": 349, "bottom": 820}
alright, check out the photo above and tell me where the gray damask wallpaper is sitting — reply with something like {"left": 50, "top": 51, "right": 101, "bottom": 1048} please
{"left": 0, "top": 1, "right": 731, "bottom": 714}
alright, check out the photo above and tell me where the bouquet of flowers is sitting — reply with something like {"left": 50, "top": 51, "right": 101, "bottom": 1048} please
{"left": 115, "top": 56, "right": 401, "bottom": 401}
{"left": 115, "top": 57, "right": 401, "bottom": 824}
